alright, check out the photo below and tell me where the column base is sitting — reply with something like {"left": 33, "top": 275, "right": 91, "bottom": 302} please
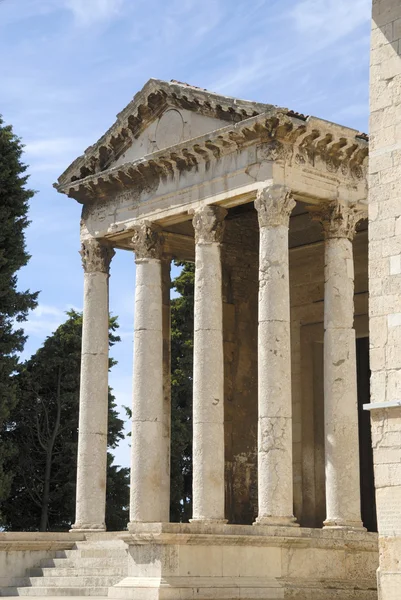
{"left": 128, "top": 521, "right": 171, "bottom": 532}
{"left": 323, "top": 519, "right": 366, "bottom": 531}
{"left": 253, "top": 515, "right": 299, "bottom": 527}
{"left": 70, "top": 522, "right": 106, "bottom": 533}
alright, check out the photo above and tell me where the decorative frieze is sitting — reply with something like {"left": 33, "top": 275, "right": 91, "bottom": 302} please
{"left": 131, "top": 221, "right": 163, "bottom": 259}
{"left": 255, "top": 184, "right": 295, "bottom": 228}
{"left": 80, "top": 239, "right": 115, "bottom": 274}
{"left": 192, "top": 205, "right": 227, "bottom": 244}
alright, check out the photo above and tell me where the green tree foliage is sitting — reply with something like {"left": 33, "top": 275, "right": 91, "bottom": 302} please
{"left": 170, "top": 262, "right": 194, "bottom": 522}
{"left": 1, "top": 310, "right": 129, "bottom": 531}
{"left": 0, "top": 117, "right": 38, "bottom": 503}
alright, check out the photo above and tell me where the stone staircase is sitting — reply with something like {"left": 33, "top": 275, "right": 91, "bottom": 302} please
{"left": 1, "top": 541, "right": 128, "bottom": 597}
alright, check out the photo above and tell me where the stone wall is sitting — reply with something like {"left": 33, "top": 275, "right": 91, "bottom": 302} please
{"left": 222, "top": 211, "right": 259, "bottom": 524}
{"left": 370, "top": 1, "right": 401, "bottom": 597}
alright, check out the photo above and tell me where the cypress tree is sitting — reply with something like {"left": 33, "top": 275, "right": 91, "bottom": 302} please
{"left": 0, "top": 116, "right": 38, "bottom": 503}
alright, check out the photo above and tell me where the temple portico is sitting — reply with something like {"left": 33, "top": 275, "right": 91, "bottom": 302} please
{"left": 52, "top": 79, "right": 378, "bottom": 599}
{"left": 73, "top": 189, "right": 368, "bottom": 536}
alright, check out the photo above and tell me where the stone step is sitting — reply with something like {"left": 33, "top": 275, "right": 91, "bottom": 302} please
{"left": 2, "top": 586, "right": 110, "bottom": 596}
{"left": 25, "top": 577, "right": 122, "bottom": 588}
{"left": 39, "top": 558, "right": 124, "bottom": 569}
{"left": 28, "top": 568, "right": 126, "bottom": 578}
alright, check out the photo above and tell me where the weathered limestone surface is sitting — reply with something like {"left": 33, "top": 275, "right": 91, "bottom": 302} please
{"left": 291, "top": 226, "right": 369, "bottom": 527}
{"left": 0, "top": 533, "right": 83, "bottom": 589}
{"left": 72, "top": 238, "right": 114, "bottom": 532}
{"left": 162, "top": 257, "right": 172, "bottom": 520}
{"left": 369, "top": 0, "right": 401, "bottom": 597}
{"left": 111, "top": 524, "right": 378, "bottom": 600}
{"left": 314, "top": 202, "right": 365, "bottom": 530}
{"left": 191, "top": 205, "right": 227, "bottom": 523}
{"left": 254, "top": 184, "right": 297, "bottom": 526}
{"left": 129, "top": 222, "right": 169, "bottom": 524}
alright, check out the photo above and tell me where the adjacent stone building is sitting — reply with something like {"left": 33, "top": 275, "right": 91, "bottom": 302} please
{"left": 368, "top": 1, "right": 401, "bottom": 598}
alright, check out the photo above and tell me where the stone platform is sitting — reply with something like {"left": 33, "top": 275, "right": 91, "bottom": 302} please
{"left": 111, "top": 523, "right": 378, "bottom": 600}
{"left": 0, "top": 527, "right": 378, "bottom": 599}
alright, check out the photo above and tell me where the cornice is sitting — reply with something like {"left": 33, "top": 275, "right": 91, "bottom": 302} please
{"left": 55, "top": 108, "right": 369, "bottom": 204}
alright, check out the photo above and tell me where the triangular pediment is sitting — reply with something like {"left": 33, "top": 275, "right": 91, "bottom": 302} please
{"left": 57, "top": 79, "right": 271, "bottom": 187}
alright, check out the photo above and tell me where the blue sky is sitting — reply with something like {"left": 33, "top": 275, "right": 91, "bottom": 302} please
{"left": 1, "top": 0, "right": 372, "bottom": 468}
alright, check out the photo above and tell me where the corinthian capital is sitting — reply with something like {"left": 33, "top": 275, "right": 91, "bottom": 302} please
{"left": 192, "top": 205, "right": 227, "bottom": 244}
{"left": 310, "top": 201, "right": 364, "bottom": 240}
{"left": 255, "top": 184, "right": 295, "bottom": 228}
{"left": 80, "top": 239, "right": 115, "bottom": 274}
{"left": 131, "top": 221, "right": 163, "bottom": 259}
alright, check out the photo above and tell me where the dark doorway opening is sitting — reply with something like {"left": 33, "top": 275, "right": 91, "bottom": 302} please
{"left": 356, "top": 337, "right": 377, "bottom": 532}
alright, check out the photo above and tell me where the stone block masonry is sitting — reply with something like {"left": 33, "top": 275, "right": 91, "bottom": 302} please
{"left": 369, "top": 0, "right": 401, "bottom": 598}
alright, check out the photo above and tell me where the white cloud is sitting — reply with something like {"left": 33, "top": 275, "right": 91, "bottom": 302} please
{"left": 24, "top": 303, "right": 80, "bottom": 338}
{"left": 23, "top": 136, "right": 90, "bottom": 175}
{"left": 289, "top": 0, "right": 371, "bottom": 41}
{"left": 64, "top": 0, "right": 125, "bottom": 26}
{"left": 0, "top": 0, "right": 60, "bottom": 27}
{"left": 25, "top": 137, "right": 86, "bottom": 158}
{"left": 208, "top": 0, "right": 371, "bottom": 99}
{"left": 330, "top": 103, "right": 369, "bottom": 123}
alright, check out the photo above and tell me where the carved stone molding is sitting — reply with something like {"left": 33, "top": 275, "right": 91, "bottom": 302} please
{"left": 255, "top": 184, "right": 296, "bottom": 228}
{"left": 309, "top": 201, "right": 364, "bottom": 240}
{"left": 56, "top": 107, "right": 369, "bottom": 205}
{"left": 80, "top": 239, "right": 115, "bottom": 274}
{"left": 192, "top": 205, "right": 227, "bottom": 244}
{"left": 131, "top": 221, "right": 163, "bottom": 259}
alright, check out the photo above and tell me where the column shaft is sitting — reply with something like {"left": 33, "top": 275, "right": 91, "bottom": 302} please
{"left": 319, "top": 203, "right": 364, "bottom": 530}
{"left": 72, "top": 239, "right": 114, "bottom": 532}
{"left": 162, "top": 258, "right": 171, "bottom": 520}
{"left": 129, "top": 223, "right": 169, "bottom": 525}
{"left": 255, "top": 184, "right": 297, "bottom": 526}
{"left": 191, "top": 206, "right": 227, "bottom": 523}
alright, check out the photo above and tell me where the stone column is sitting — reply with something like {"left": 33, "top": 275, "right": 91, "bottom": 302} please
{"left": 129, "top": 222, "right": 170, "bottom": 525}
{"left": 314, "top": 201, "right": 365, "bottom": 530}
{"left": 72, "top": 238, "right": 114, "bottom": 532}
{"left": 161, "top": 257, "right": 171, "bottom": 520}
{"left": 191, "top": 205, "right": 227, "bottom": 523}
{"left": 254, "top": 184, "right": 298, "bottom": 527}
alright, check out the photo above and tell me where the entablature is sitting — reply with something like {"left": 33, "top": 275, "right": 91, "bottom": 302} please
{"left": 57, "top": 108, "right": 368, "bottom": 209}
{"left": 69, "top": 106, "right": 367, "bottom": 249}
